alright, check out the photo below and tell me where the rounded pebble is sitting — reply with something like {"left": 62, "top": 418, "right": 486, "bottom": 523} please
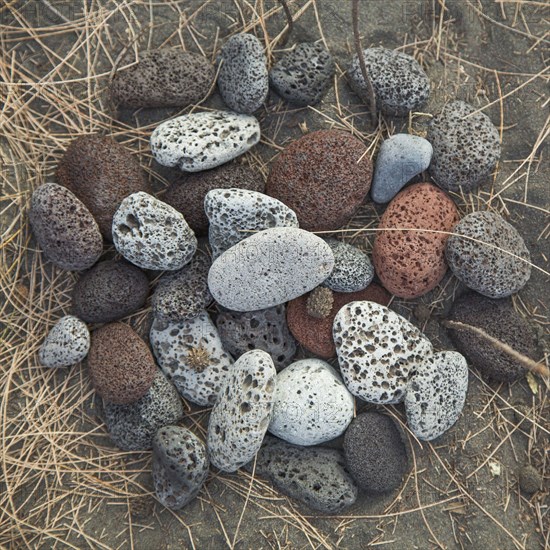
{"left": 323, "top": 239, "right": 374, "bottom": 293}
{"left": 518, "top": 464, "right": 542, "bottom": 494}
{"left": 39, "top": 315, "right": 90, "bottom": 368}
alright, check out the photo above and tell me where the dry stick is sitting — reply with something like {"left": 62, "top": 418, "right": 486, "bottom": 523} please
{"left": 276, "top": 0, "right": 294, "bottom": 47}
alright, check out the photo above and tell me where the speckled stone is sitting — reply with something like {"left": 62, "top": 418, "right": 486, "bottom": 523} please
{"left": 72, "top": 259, "right": 149, "bottom": 323}
{"left": 39, "top": 315, "right": 90, "bottom": 368}
{"left": 323, "top": 239, "right": 374, "bottom": 293}
{"left": 89, "top": 323, "right": 157, "bottom": 404}
{"left": 56, "top": 134, "right": 150, "bottom": 240}
{"left": 110, "top": 50, "right": 214, "bottom": 108}
{"left": 29, "top": 183, "right": 103, "bottom": 271}
{"left": 112, "top": 192, "right": 197, "bottom": 271}
{"left": 446, "top": 211, "right": 531, "bottom": 298}
{"left": 428, "top": 101, "right": 501, "bottom": 192}
{"left": 270, "top": 42, "right": 334, "bottom": 106}
{"left": 151, "top": 111, "right": 260, "bottom": 172}
{"left": 266, "top": 130, "right": 372, "bottom": 231}
{"left": 217, "top": 33, "right": 268, "bottom": 113}
{"left": 373, "top": 183, "right": 459, "bottom": 299}
{"left": 348, "top": 47, "right": 430, "bottom": 116}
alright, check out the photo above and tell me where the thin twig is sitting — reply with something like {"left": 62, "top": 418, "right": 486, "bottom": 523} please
{"left": 276, "top": 0, "right": 294, "bottom": 47}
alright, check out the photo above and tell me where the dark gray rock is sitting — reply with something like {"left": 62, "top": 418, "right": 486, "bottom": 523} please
{"left": 323, "top": 239, "right": 374, "bottom": 293}
{"left": 39, "top": 315, "right": 90, "bottom": 368}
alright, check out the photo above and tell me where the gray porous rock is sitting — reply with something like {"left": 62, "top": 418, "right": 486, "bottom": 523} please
{"left": 323, "top": 239, "right": 374, "bottom": 293}
{"left": 39, "top": 315, "right": 90, "bottom": 368}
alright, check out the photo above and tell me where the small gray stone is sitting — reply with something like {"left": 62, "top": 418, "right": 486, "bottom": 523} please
{"left": 323, "top": 239, "right": 374, "bottom": 293}
{"left": 405, "top": 351, "right": 468, "bottom": 441}
{"left": 112, "top": 192, "right": 197, "bottom": 271}
{"left": 217, "top": 33, "right": 268, "bottom": 114}
{"left": 39, "top": 315, "right": 90, "bottom": 368}
{"left": 268, "top": 359, "right": 355, "bottom": 446}
{"left": 207, "top": 350, "right": 276, "bottom": 472}
{"left": 152, "top": 426, "right": 209, "bottom": 510}
{"left": 205, "top": 188, "right": 299, "bottom": 259}
{"left": 150, "top": 111, "right": 261, "bottom": 172}
{"left": 371, "top": 134, "right": 433, "bottom": 203}
{"left": 270, "top": 42, "right": 335, "bottom": 107}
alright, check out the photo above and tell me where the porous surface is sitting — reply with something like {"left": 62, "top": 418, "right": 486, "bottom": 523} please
{"left": 150, "top": 111, "right": 260, "bottom": 172}
{"left": 343, "top": 413, "right": 408, "bottom": 493}
{"left": 163, "top": 163, "right": 265, "bottom": 236}
{"left": 72, "top": 259, "right": 149, "bottom": 323}
{"left": 39, "top": 315, "right": 90, "bottom": 368}
{"left": 245, "top": 436, "right": 358, "bottom": 514}
{"left": 446, "top": 211, "right": 531, "bottom": 298}
{"left": 152, "top": 426, "right": 209, "bottom": 510}
{"left": 347, "top": 47, "right": 430, "bottom": 116}
{"left": 323, "top": 239, "right": 374, "bottom": 293}
{"left": 270, "top": 42, "right": 335, "bottom": 106}
{"left": 112, "top": 192, "right": 197, "bottom": 271}
{"left": 266, "top": 130, "right": 372, "bottom": 231}
{"left": 333, "top": 301, "right": 433, "bottom": 404}
{"left": 103, "top": 370, "right": 184, "bottom": 451}
{"left": 405, "top": 351, "right": 469, "bottom": 441}
{"left": 307, "top": 286, "right": 334, "bottom": 319}
{"left": 110, "top": 50, "right": 214, "bottom": 108}
{"left": 373, "top": 183, "right": 459, "bottom": 299}
{"left": 447, "top": 293, "right": 539, "bottom": 382}
{"left": 88, "top": 323, "right": 157, "bottom": 404}
{"left": 205, "top": 188, "right": 299, "bottom": 258}
{"left": 28, "top": 183, "right": 103, "bottom": 271}
{"left": 149, "top": 312, "right": 234, "bottom": 407}
{"left": 268, "top": 359, "right": 354, "bottom": 446}
{"left": 428, "top": 101, "right": 501, "bottom": 192}
{"left": 287, "top": 284, "right": 391, "bottom": 359}
{"left": 518, "top": 465, "right": 542, "bottom": 494}
{"left": 151, "top": 252, "right": 212, "bottom": 323}
{"left": 371, "top": 134, "right": 433, "bottom": 203}
{"left": 208, "top": 227, "right": 334, "bottom": 312}
{"left": 56, "top": 134, "right": 150, "bottom": 240}
{"left": 207, "top": 350, "right": 276, "bottom": 472}
{"left": 215, "top": 304, "right": 296, "bottom": 371}
{"left": 217, "top": 33, "right": 268, "bottom": 113}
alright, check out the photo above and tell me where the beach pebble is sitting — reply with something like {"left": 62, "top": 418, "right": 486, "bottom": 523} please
{"left": 56, "top": 135, "right": 150, "bottom": 240}
{"left": 323, "top": 239, "right": 374, "bottom": 293}
{"left": 428, "top": 101, "right": 501, "bottom": 192}
{"left": 110, "top": 50, "right": 214, "bottom": 108}
{"left": 333, "top": 301, "right": 433, "bottom": 404}
{"left": 266, "top": 130, "right": 372, "bottom": 231}
{"left": 152, "top": 426, "right": 209, "bottom": 510}
{"left": 405, "top": 351, "right": 468, "bottom": 441}
{"left": 245, "top": 436, "right": 358, "bottom": 514}
{"left": 72, "top": 259, "right": 149, "bottom": 323}
{"left": 270, "top": 42, "right": 334, "bottom": 106}
{"left": 103, "top": 370, "right": 184, "bottom": 451}
{"left": 216, "top": 304, "right": 296, "bottom": 371}
{"left": 112, "top": 192, "right": 197, "bottom": 271}
{"left": 348, "top": 47, "right": 430, "bottom": 116}
{"left": 373, "top": 183, "right": 459, "bottom": 299}
{"left": 150, "top": 312, "right": 234, "bottom": 407}
{"left": 269, "top": 359, "right": 355, "bottom": 446}
{"left": 151, "top": 111, "right": 260, "bottom": 172}
{"left": 29, "top": 183, "right": 103, "bottom": 271}
{"left": 217, "top": 33, "right": 268, "bottom": 113}
{"left": 39, "top": 315, "right": 90, "bottom": 368}
{"left": 207, "top": 350, "right": 276, "bottom": 472}
{"left": 446, "top": 211, "right": 531, "bottom": 298}
{"left": 343, "top": 413, "right": 408, "bottom": 493}
{"left": 208, "top": 227, "right": 334, "bottom": 311}
{"left": 371, "top": 134, "right": 433, "bottom": 203}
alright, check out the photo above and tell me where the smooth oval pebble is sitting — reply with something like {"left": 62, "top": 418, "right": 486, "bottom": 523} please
{"left": 29, "top": 183, "right": 103, "bottom": 271}
{"left": 268, "top": 359, "right": 355, "bottom": 446}
{"left": 112, "top": 192, "right": 197, "bottom": 271}
{"left": 445, "top": 211, "right": 531, "bottom": 298}
{"left": 207, "top": 350, "right": 276, "bottom": 472}
{"left": 217, "top": 33, "right": 268, "bottom": 114}
{"left": 405, "top": 351, "right": 469, "bottom": 441}
{"left": 323, "top": 239, "right": 374, "bottom": 293}
{"left": 333, "top": 301, "right": 433, "bottom": 404}
{"left": 152, "top": 426, "right": 209, "bottom": 510}
{"left": 150, "top": 111, "right": 260, "bottom": 172}
{"left": 371, "top": 134, "right": 433, "bottom": 203}
{"left": 39, "top": 315, "right": 90, "bottom": 368}
{"left": 373, "top": 183, "right": 459, "bottom": 299}
{"left": 208, "top": 227, "right": 335, "bottom": 312}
